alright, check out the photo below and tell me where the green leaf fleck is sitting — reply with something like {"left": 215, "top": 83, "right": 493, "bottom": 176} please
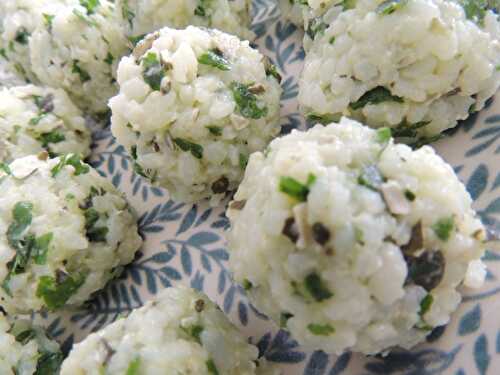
{"left": 230, "top": 81, "right": 268, "bottom": 119}
{"left": 280, "top": 312, "right": 293, "bottom": 328}
{"left": 14, "top": 27, "right": 30, "bottom": 45}
{"left": 79, "top": 0, "right": 100, "bottom": 15}
{"left": 307, "top": 323, "right": 335, "bottom": 336}
{"left": 358, "top": 165, "right": 384, "bottom": 190}
{"left": 38, "top": 130, "right": 66, "bottom": 148}
{"left": 43, "top": 14, "right": 55, "bottom": 30}
{"left": 432, "top": 216, "right": 455, "bottom": 242}
{"left": 198, "top": 49, "right": 231, "bottom": 71}
{"left": 181, "top": 324, "right": 204, "bottom": 345}
{"left": 239, "top": 153, "right": 249, "bottom": 170}
{"left": 304, "top": 272, "right": 333, "bottom": 302}
{"left": 33, "top": 233, "right": 53, "bottom": 265}
{"left": 125, "top": 358, "right": 141, "bottom": 375}
{"left": 350, "top": 86, "right": 403, "bottom": 110}
{"left": 279, "top": 174, "right": 316, "bottom": 202}
{"left": 173, "top": 138, "right": 204, "bottom": 159}
{"left": 404, "top": 189, "right": 416, "bottom": 201}
{"left": 142, "top": 52, "right": 165, "bottom": 91}
{"left": 206, "top": 359, "right": 219, "bottom": 375}
{"left": 419, "top": 294, "right": 434, "bottom": 316}
{"left": 51, "top": 154, "right": 90, "bottom": 177}
{"left": 0, "top": 163, "right": 11, "bottom": 175}
{"left": 376, "top": 127, "right": 392, "bottom": 143}
{"left": 104, "top": 52, "right": 114, "bottom": 65}
{"left": 306, "top": 17, "right": 328, "bottom": 40}
{"left": 242, "top": 279, "right": 253, "bottom": 291}
{"left": 306, "top": 112, "right": 341, "bottom": 125}
{"left": 36, "top": 273, "right": 86, "bottom": 310}
{"left": 206, "top": 125, "right": 222, "bottom": 136}
{"left": 376, "top": 0, "right": 408, "bottom": 15}
{"left": 72, "top": 60, "right": 91, "bottom": 82}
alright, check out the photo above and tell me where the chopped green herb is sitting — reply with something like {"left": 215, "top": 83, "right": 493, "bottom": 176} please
{"left": 72, "top": 60, "right": 91, "bottom": 82}
{"left": 198, "top": 49, "right": 231, "bottom": 71}
{"left": 457, "top": 0, "right": 492, "bottom": 25}
{"left": 181, "top": 324, "right": 204, "bottom": 344}
{"left": 29, "top": 114, "right": 46, "bottom": 126}
{"left": 72, "top": 9, "right": 98, "bottom": 27}
{"left": 173, "top": 138, "right": 204, "bottom": 159}
{"left": 419, "top": 294, "right": 434, "bottom": 316}
{"left": 468, "top": 103, "right": 477, "bottom": 114}
{"left": 304, "top": 272, "right": 333, "bottom": 302}
{"left": 206, "top": 359, "right": 219, "bottom": 375}
{"left": 239, "top": 153, "right": 249, "bottom": 170}
{"left": 38, "top": 130, "right": 66, "bottom": 148}
{"left": 358, "top": 165, "right": 384, "bottom": 191}
{"left": 306, "top": 112, "right": 341, "bottom": 125}
{"left": 104, "top": 52, "right": 114, "bottom": 65}
{"left": 230, "top": 82, "right": 268, "bottom": 119}
{"left": 7, "top": 202, "right": 33, "bottom": 250}
{"left": 404, "top": 190, "right": 416, "bottom": 201}
{"left": 376, "top": 127, "right": 392, "bottom": 143}
{"left": 84, "top": 208, "right": 100, "bottom": 229}
{"left": 14, "top": 27, "right": 30, "bottom": 45}
{"left": 242, "top": 279, "right": 253, "bottom": 291}
{"left": 306, "top": 17, "right": 328, "bottom": 40}
{"left": 125, "top": 358, "right": 141, "bottom": 375}
{"left": 194, "top": 0, "right": 212, "bottom": 17}
{"left": 307, "top": 323, "right": 335, "bottom": 336}
{"left": 122, "top": 0, "right": 135, "bottom": 28}
{"left": 279, "top": 174, "right": 316, "bottom": 202}
{"left": 79, "top": 0, "right": 100, "bottom": 14}
{"left": 280, "top": 312, "right": 293, "bottom": 328}
{"left": 127, "top": 34, "right": 146, "bottom": 47}
{"left": 350, "top": 86, "right": 403, "bottom": 110}
{"left": 496, "top": 65, "right": 500, "bottom": 71}
{"left": 329, "top": 36, "right": 336, "bottom": 44}
{"left": 142, "top": 52, "right": 164, "bottom": 91}
{"left": 432, "top": 216, "right": 455, "bottom": 242}
{"left": 341, "top": 0, "right": 357, "bottom": 10}
{"left": 33, "top": 93, "right": 55, "bottom": 113}
{"left": 354, "top": 226, "right": 364, "bottom": 244}
{"left": 15, "top": 329, "right": 36, "bottom": 345}
{"left": 0, "top": 163, "right": 11, "bottom": 175}
{"left": 391, "top": 120, "right": 430, "bottom": 138}
{"left": 376, "top": 0, "right": 408, "bottom": 15}
{"left": 36, "top": 351, "right": 64, "bottom": 375}
{"left": 43, "top": 14, "right": 55, "bottom": 30}
{"left": 0, "top": 48, "right": 7, "bottom": 60}
{"left": 265, "top": 62, "right": 282, "bottom": 83}
{"left": 51, "top": 154, "right": 90, "bottom": 177}
{"left": 408, "top": 134, "right": 444, "bottom": 149}
{"left": 36, "top": 272, "right": 86, "bottom": 310}
{"left": 206, "top": 125, "right": 222, "bottom": 136}
{"left": 33, "top": 232, "right": 53, "bottom": 265}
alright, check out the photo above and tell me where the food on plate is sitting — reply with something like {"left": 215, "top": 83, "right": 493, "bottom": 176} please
{"left": 298, "top": 0, "right": 500, "bottom": 142}
{"left": 0, "top": 154, "right": 142, "bottom": 314}
{"left": 61, "top": 286, "right": 260, "bottom": 374}
{"left": 0, "top": 84, "right": 90, "bottom": 163}
{"left": 227, "top": 118, "right": 487, "bottom": 354}
{"left": 109, "top": 26, "right": 282, "bottom": 204}
{"left": 115, "top": 0, "right": 254, "bottom": 41}
{"left": 0, "top": 314, "right": 63, "bottom": 375}
{"left": 28, "top": 0, "right": 129, "bottom": 113}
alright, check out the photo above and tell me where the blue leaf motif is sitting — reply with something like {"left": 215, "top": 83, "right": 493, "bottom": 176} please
{"left": 190, "top": 271, "right": 204, "bottom": 291}
{"left": 181, "top": 246, "right": 192, "bottom": 276}
{"left": 458, "top": 304, "right": 481, "bottom": 336}
{"left": 497, "top": 331, "right": 500, "bottom": 353}
{"left": 188, "top": 232, "right": 219, "bottom": 247}
{"left": 200, "top": 253, "right": 212, "bottom": 272}
{"left": 217, "top": 271, "right": 226, "bottom": 294}
{"left": 145, "top": 269, "right": 157, "bottom": 294}
{"left": 177, "top": 205, "right": 197, "bottom": 235}
{"left": 223, "top": 285, "right": 235, "bottom": 313}
{"left": 329, "top": 352, "right": 351, "bottom": 375}
{"left": 304, "top": 351, "right": 329, "bottom": 375}
{"left": 466, "top": 164, "right": 488, "bottom": 200}
{"left": 159, "top": 266, "right": 181, "bottom": 280}
{"left": 455, "top": 369, "right": 466, "bottom": 375}
{"left": 238, "top": 301, "right": 248, "bottom": 326}
{"left": 474, "top": 334, "right": 490, "bottom": 375}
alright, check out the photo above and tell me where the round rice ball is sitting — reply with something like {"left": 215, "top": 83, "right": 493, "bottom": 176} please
{"left": 0, "top": 84, "right": 91, "bottom": 164}
{"left": 29, "top": 0, "right": 129, "bottom": 114}
{"left": 60, "top": 286, "right": 259, "bottom": 374}
{"left": 299, "top": 0, "right": 500, "bottom": 141}
{"left": 278, "top": 0, "right": 343, "bottom": 28}
{"left": 115, "top": 0, "right": 254, "bottom": 41}
{"left": 227, "top": 117, "right": 487, "bottom": 354}
{"left": 109, "top": 26, "right": 282, "bottom": 204}
{"left": 0, "top": 154, "right": 142, "bottom": 314}
{"left": 0, "top": 315, "right": 63, "bottom": 375}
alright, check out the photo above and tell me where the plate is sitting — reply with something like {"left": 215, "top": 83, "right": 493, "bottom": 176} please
{"left": 36, "top": 1, "right": 500, "bottom": 373}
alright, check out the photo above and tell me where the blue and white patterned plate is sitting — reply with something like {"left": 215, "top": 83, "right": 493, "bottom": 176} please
{"left": 36, "top": 1, "right": 500, "bottom": 373}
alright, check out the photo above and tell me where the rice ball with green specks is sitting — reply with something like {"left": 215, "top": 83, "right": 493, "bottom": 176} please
{"left": 0, "top": 154, "right": 142, "bottom": 314}
{"left": 116, "top": 0, "right": 254, "bottom": 41}
{"left": 109, "top": 26, "right": 282, "bottom": 204}
{"left": 0, "top": 315, "right": 63, "bottom": 375}
{"left": 227, "top": 117, "right": 487, "bottom": 354}
{"left": 299, "top": 0, "right": 500, "bottom": 142}
{"left": 28, "top": 0, "right": 129, "bottom": 114}
{"left": 0, "top": 84, "right": 91, "bottom": 164}
{"left": 61, "top": 286, "right": 260, "bottom": 374}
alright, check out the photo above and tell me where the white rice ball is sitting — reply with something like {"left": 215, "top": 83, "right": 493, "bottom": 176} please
{"left": 0, "top": 315, "right": 63, "bottom": 375}
{"left": 110, "top": 26, "right": 282, "bottom": 204}
{"left": 29, "top": 0, "right": 129, "bottom": 114}
{"left": 278, "top": 0, "right": 343, "bottom": 28}
{"left": 298, "top": 0, "right": 500, "bottom": 140}
{"left": 227, "top": 117, "right": 487, "bottom": 354}
{"left": 0, "top": 154, "right": 142, "bottom": 314}
{"left": 61, "top": 286, "right": 259, "bottom": 374}
{"left": 0, "top": 84, "right": 91, "bottom": 163}
{"left": 115, "top": 0, "right": 254, "bottom": 41}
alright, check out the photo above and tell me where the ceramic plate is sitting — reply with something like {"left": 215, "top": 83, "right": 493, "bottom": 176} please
{"left": 35, "top": 1, "right": 500, "bottom": 374}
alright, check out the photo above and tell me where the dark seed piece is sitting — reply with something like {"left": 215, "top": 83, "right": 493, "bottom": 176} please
{"left": 282, "top": 217, "right": 299, "bottom": 243}
{"left": 406, "top": 250, "right": 445, "bottom": 291}
{"left": 401, "top": 221, "right": 424, "bottom": 256}
{"left": 211, "top": 176, "right": 229, "bottom": 194}
{"left": 195, "top": 299, "right": 205, "bottom": 312}
{"left": 229, "top": 200, "right": 246, "bottom": 210}
{"left": 312, "top": 222, "right": 330, "bottom": 245}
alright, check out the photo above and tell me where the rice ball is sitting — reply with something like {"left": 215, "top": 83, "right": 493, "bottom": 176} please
{"left": 109, "top": 26, "right": 282, "bottom": 204}
{"left": 29, "top": 0, "right": 129, "bottom": 114}
{"left": 60, "top": 286, "right": 259, "bottom": 374}
{"left": 0, "top": 154, "right": 142, "bottom": 314}
{"left": 0, "top": 315, "right": 63, "bottom": 375}
{"left": 227, "top": 117, "right": 487, "bottom": 354}
{"left": 115, "top": 0, "right": 254, "bottom": 41}
{"left": 0, "top": 84, "right": 91, "bottom": 164}
{"left": 299, "top": 0, "right": 500, "bottom": 141}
